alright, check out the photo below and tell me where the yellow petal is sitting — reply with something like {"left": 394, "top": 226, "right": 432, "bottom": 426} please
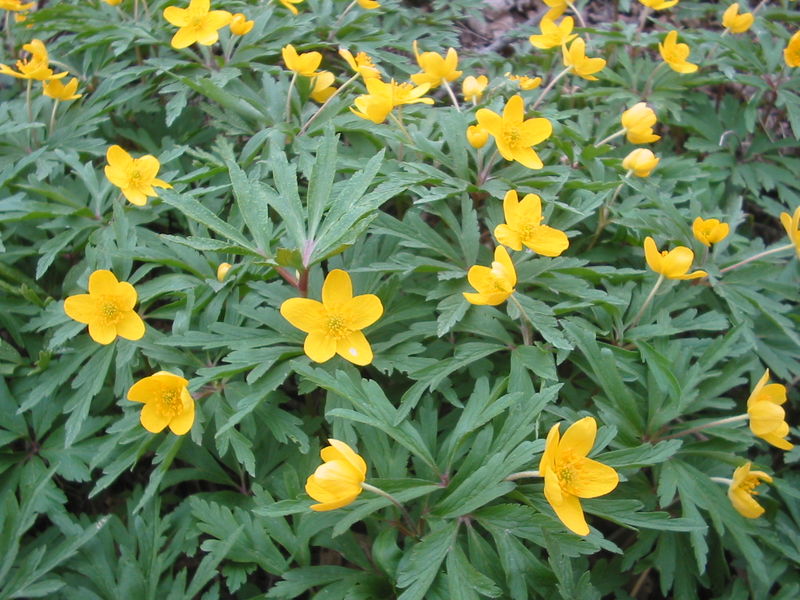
{"left": 324, "top": 439, "right": 367, "bottom": 478}
{"left": 503, "top": 94, "right": 524, "bottom": 124}
{"left": 549, "top": 490, "right": 590, "bottom": 536}
{"left": 494, "top": 224, "right": 523, "bottom": 251}
{"left": 571, "top": 457, "right": 619, "bottom": 498}
{"left": 280, "top": 297, "right": 327, "bottom": 334}
{"left": 106, "top": 145, "right": 132, "bottom": 169}
{"left": 127, "top": 376, "right": 164, "bottom": 403}
{"left": 168, "top": 401, "right": 195, "bottom": 435}
{"left": 336, "top": 330, "right": 374, "bottom": 365}
{"left": 322, "top": 269, "right": 353, "bottom": 307}
{"left": 559, "top": 416, "right": 597, "bottom": 458}
{"left": 88, "top": 270, "right": 119, "bottom": 295}
{"left": 171, "top": 27, "right": 198, "bottom": 49}
{"left": 140, "top": 401, "right": 170, "bottom": 433}
{"left": 304, "top": 331, "right": 337, "bottom": 363}
{"left": 88, "top": 321, "right": 117, "bottom": 345}
{"left": 116, "top": 311, "right": 145, "bottom": 341}
{"left": 643, "top": 236, "right": 662, "bottom": 274}
{"left": 539, "top": 422, "right": 561, "bottom": 474}
{"left": 748, "top": 402, "right": 786, "bottom": 435}
{"left": 342, "top": 294, "right": 383, "bottom": 330}
{"left": 525, "top": 225, "right": 569, "bottom": 257}
{"left": 729, "top": 487, "right": 765, "bottom": 518}
{"left": 63, "top": 294, "right": 96, "bottom": 324}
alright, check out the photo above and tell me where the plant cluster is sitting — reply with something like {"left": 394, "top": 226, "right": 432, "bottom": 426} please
{"left": 1, "top": 0, "right": 799, "bottom": 598}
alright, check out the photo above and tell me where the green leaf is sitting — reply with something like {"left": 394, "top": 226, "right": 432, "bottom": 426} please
{"left": 396, "top": 522, "right": 458, "bottom": 600}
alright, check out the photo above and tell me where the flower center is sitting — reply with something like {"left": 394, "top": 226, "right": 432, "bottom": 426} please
{"left": 327, "top": 314, "right": 350, "bottom": 339}
{"left": 159, "top": 388, "right": 183, "bottom": 418}
{"left": 503, "top": 127, "right": 521, "bottom": 149}
{"left": 520, "top": 224, "right": 540, "bottom": 243}
{"left": 99, "top": 297, "right": 122, "bottom": 325}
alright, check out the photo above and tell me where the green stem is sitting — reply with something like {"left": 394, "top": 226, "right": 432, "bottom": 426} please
{"left": 299, "top": 73, "right": 359, "bottom": 135}
{"left": 441, "top": 78, "right": 461, "bottom": 112}
{"left": 710, "top": 477, "right": 733, "bottom": 485}
{"left": 388, "top": 111, "right": 413, "bottom": 143}
{"left": 508, "top": 294, "right": 533, "bottom": 346}
{"left": 328, "top": 0, "right": 357, "bottom": 40}
{"left": 660, "top": 413, "right": 749, "bottom": 440}
{"left": 505, "top": 470, "right": 541, "bottom": 481}
{"left": 719, "top": 243, "right": 795, "bottom": 273}
{"left": 285, "top": 72, "right": 297, "bottom": 122}
{"left": 361, "top": 482, "right": 418, "bottom": 537}
{"left": 476, "top": 148, "right": 498, "bottom": 185}
{"left": 594, "top": 128, "right": 625, "bottom": 148}
{"left": 642, "top": 62, "right": 665, "bottom": 99}
{"left": 48, "top": 99, "right": 58, "bottom": 135}
{"left": 531, "top": 67, "right": 571, "bottom": 111}
{"left": 626, "top": 274, "right": 665, "bottom": 332}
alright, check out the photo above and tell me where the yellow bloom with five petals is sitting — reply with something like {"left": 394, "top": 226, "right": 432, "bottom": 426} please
{"left": 722, "top": 3, "right": 754, "bottom": 34}
{"left": 128, "top": 372, "right": 195, "bottom": 435}
{"left": 43, "top": 77, "right": 82, "bottom": 101}
{"left": 780, "top": 205, "right": 800, "bottom": 257}
{"left": 0, "top": 39, "right": 68, "bottom": 81}
{"left": 462, "top": 75, "right": 488, "bottom": 103}
{"left": 539, "top": 417, "right": 619, "bottom": 536}
{"left": 310, "top": 71, "right": 337, "bottom": 103}
{"left": 643, "top": 236, "right": 707, "bottom": 279}
{"left": 529, "top": 16, "right": 577, "bottom": 50}
{"left": 505, "top": 72, "right": 542, "bottom": 90}
{"left": 64, "top": 270, "right": 146, "bottom": 345}
{"left": 104, "top": 145, "right": 172, "bottom": 206}
{"left": 747, "top": 369, "right": 793, "bottom": 450}
{"left": 229, "top": 13, "right": 254, "bottom": 36}
{"left": 494, "top": 190, "right": 569, "bottom": 256}
{"left": 784, "top": 31, "right": 800, "bottom": 68}
{"left": 282, "top": 44, "right": 322, "bottom": 77}
{"left": 410, "top": 41, "right": 462, "bottom": 89}
{"left": 463, "top": 246, "right": 517, "bottom": 306}
{"left": 692, "top": 217, "right": 729, "bottom": 247}
{"left": 305, "top": 439, "right": 367, "bottom": 511}
{"left": 622, "top": 148, "right": 660, "bottom": 177}
{"left": 659, "top": 30, "right": 698, "bottom": 73}
{"left": 621, "top": 102, "right": 660, "bottom": 144}
{"left": 728, "top": 462, "right": 772, "bottom": 519}
{"left": 162, "top": 0, "right": 233, "bottom": 49}
{"left": 475, "top": 94, "right": 552, "bottom": 169}
{"left": 562, "top": 37, "right": 606, "bottom": 81}
{"left": 351, "top": 79, "right": 433, "bottom": 124}
{"left": 280, "top": 269, "right": 383, "bottom": 365}
{"left": 339, "top": 49, "right": 381, "bottom": 80}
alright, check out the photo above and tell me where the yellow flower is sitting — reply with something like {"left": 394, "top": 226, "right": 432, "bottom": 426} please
{"left": 280, "top": 269, "right": 383, "bottom": 365}
{"left": 780, "top": 205, "right": 800, "bottom": 256}
{"left": 216, "top": 262, "right": 232, "bottom": 282}
{"left": 494, "top": 190, "right": 569, "bottom": 256}
{"left": 722, "top": 3, "right": 754, "bottom": 34}
{"left": 562, "top": 37, "right": 606, "bottom": 81}
{"left": 278, "top": 0, "right": 304, "bottom": 15}
{"left": 541, "top": 0, "right": 568, "bottom": 21}
{"left": 621, "top": 102, "right": 660, "bottom": 144}
{"left": 692, "top": 217, "right": 729, "bottom": 247}
{"left": 784, "top": 31, "right": 800, "bottom": 68}
{"left": 305, "top": 439, "right": 367, "bottom": 511}
{"left": 162, "top": 0, "right": 232, "bottom": 49}
{"left": 475, "top": 94, "right": 552, "bottom": 169}
{"left": 43, "top": 76, "right": 82, "bottom": 101}
{"left": 104, "top": 145, "right": 172, "bottom": 206}
{"left": 0, "top": 39, "right": 68, "bottom": 81}
{"left": 339, "top": 49, "right": 381, "bottom": 80}
{"left": 463, "top": 246, "right": 517, "bottom": 306}
{"left": 639, "top": 0, "right": 679, "bottom": 9}
{"left": 644, "top": 236, "right": 708, "bottom": 280}
{"left": 466, "top": 124, "right": 488, "bottom": 149}
{"left": 63, "top": 270, "right": 146, "bottom": 345}
{"left": 539, "top": 417, "right": 619, "bottom": 536}
{"left": 310, "top": 71, "right": 337, "bottom": 103}
{"left": 128, "top": 372, "right": 195, "bottom": 435}
{"left": 622, "top": 148, "right": 660, "bottom": 177}
{"left": 282, "top": 44, "right": 322, "bottom": 77}
{"left": 410, "top": 41, "right": 462, "bottom": 89}
{"left": 505, "top": 72, "right": 542, "bottom": 90}
{"left": 728, "top": 462, "right": 773, "bottom": 519}
{"left": 351, "top": 79, "right": 433, "bottom": 124}
{"left": 357, "top": 0, "right": 380, "bottom": 8}
{"left": 229, "top": 12, "right": 254, "bottom": 35}
{"left": 659, "top": 30, "right": 698, "bottom": 74}
{"left": 529, "top": 16, "right": 577, "bottom": 50}
{"left": 0, "top": 0, "right": 35, "bottom": 9}
{"left": 747, "top": 369, "right": 793, "bottom": 450}
{"left": 102, "top": 0, "right": 123, "bottom": 5}
{"left": 462, "top": 75, "right": 488, "bottom": 103}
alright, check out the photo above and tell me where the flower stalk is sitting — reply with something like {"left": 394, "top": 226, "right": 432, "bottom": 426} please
{"left": 660, "top": 413, "right": 749, "bottom": 440}
{"left": 361, "top": 482, "right": 418, "bottom": 536}
{"left": 719, "top": 243, "right": 795, "bottom": 273}
{"left": 441, "top": 79, "right": 461, "bottom": 112}
{"left": 505, "top": 470, "right": 541, "bottom": 481}
{"left": 508, "top": 294, "right": 533, "bottom": 346}
{"left": 626, "top": 273, "right": 665, "bottom": 332}
{"left": 532, "top": 67, "right": 571, "bottom": 111}
{"left": 299, "top": 73, "right": 359, "bottom": 135}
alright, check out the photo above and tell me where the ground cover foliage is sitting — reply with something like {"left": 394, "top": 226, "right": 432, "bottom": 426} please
{"left": 1, "top": 0, "right": 800, "bottom": 598}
